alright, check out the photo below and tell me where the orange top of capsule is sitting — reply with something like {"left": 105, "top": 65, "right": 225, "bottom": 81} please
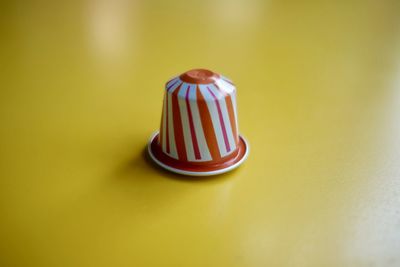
{"left": 180, "top": 69, "right": 220, "bottom": 84}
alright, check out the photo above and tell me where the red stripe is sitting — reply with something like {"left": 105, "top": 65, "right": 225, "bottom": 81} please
{"left": 207, "top": 86, "right": 231, "bottom": 153}
{"left": 171, "top": 84, "right": 187, "bottom": 161}
{"left": 185, "top": 86, "right": 201, "bottom": 160}
{"left": 197, "top": 89, "right": 221, "bottom": 161}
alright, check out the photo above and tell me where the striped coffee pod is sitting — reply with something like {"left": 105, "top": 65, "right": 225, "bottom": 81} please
{"left": 148, "top": 69, "right": 249, "bottom": 176}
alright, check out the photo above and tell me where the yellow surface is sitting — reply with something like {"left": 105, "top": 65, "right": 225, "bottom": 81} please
{"left": 1, "top": 1, "right": 400, "bottom": 266}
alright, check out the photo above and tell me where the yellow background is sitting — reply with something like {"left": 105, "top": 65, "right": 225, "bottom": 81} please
{"left": 1, "top": 0, "right": 400, "bottom": 266}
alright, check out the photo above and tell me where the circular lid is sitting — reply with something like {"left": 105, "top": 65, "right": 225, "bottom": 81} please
{"left": 180, "top": 69, "right": 220, "bottom": 84}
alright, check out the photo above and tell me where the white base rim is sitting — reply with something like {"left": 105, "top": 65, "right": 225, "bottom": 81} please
{"left": 147, "top": 132, "right": 249, "bottom": 176}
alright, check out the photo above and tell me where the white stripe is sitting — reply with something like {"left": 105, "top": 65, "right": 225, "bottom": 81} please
{"left": 167, "top": 92, "right": 178, "bottom": 159}
{"left": 164, "top": 81, "right": 181, "bottom": 159}
{"left": 162, "top": 79, "right": 182, "bottom": 159}
{"left": 231, "top": 91, "right": 239, "bottom": 140}
{"left": 220, "top": 75, "right": 233, "bottom": 83}
{"left": 166, "top": 77, "right": 179, "bottom": 88}
{"left": 215, "top": 78, "right": 235, "bottom": 94}
{"left": 208, "top": 85, "right": 236, "bottom": 153}
{"left": 199, "top": 84, "right": 228, "bottom": 156}
{"left": 178, "top": 83, "right": 195, "bottom": 161}
{"left": 167, "top": 79, "right": 182, "bottom": 93}
{"left": 188, "top": 85, "right": 212, "bottom": 161}
{"left": 198, "top": 84, "right": 215, "bottom": 101}
{"left": 161, "top": 95, "right": 167, "bottom": 152}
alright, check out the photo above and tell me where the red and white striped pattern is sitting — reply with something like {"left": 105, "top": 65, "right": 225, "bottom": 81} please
{"left": 158, "top": 75, "right": 239, "bottom": 163}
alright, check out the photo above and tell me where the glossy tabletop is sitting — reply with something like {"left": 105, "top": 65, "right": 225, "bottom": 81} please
{"left": 1, "top": 1, "right": 400, "bottom": 266}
